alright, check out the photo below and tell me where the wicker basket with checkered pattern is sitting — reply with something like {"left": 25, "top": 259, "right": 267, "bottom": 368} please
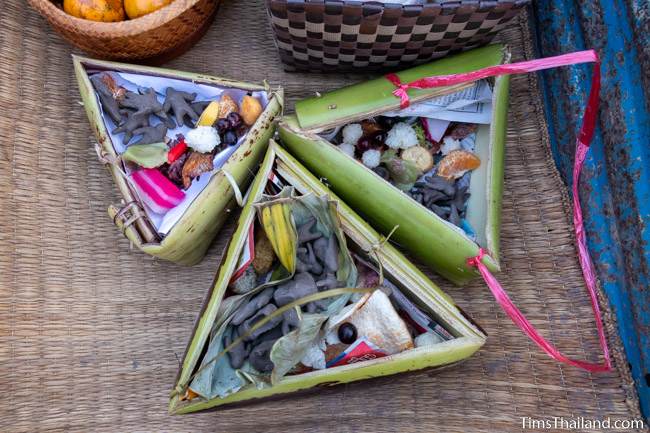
{"left": 265, "top": 0, "right": 529, "bottom": 72}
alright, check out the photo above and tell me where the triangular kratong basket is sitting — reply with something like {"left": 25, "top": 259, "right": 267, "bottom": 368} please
{"left": 169, "top": 141, "right": 487, "bottom": 414}
{"left": 74, "top": 56, "right": 283, "bottom": 265}
{"left": 278, "top": 44, "right": 510, "bottom": 285}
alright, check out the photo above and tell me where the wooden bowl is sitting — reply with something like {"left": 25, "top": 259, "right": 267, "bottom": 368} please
{"left": 27, "top": 0, "right": 221, "bottom": 63}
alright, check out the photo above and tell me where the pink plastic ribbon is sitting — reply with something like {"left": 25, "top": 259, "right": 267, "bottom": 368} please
{"left": 385, "top": 73, "right": 411, "bottom": 109}
{"left": 385, "top": 51, "right": 599, "bottom": 109}
{"left": 468, "top": 249, "right": 610, "bottom": 372}
{"left": 388, "top": 50, "right": 611, "bottom": 372}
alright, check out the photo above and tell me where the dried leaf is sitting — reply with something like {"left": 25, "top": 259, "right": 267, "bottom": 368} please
{"left": 449, "top": 123, "right": 478, "bottom": 140}
{"left": 331, "top": 290, "right": 413, "bottom": 355}
{"left": 270, "top": 313, "right": 328, "bottom": 384}
{"left": 101, "top": 72, "right": 126, "bottom": 101}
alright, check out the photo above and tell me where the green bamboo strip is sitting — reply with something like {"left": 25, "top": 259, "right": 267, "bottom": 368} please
{"left": 295, "top": 44, "right": 507, "bottom": 131}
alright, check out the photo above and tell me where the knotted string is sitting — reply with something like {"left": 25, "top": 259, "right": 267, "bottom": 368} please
{"left": 94, "top": 141, "right": 129, "bottom": 180}
{"left": 94, "top": 141, "right": 122, "bottom": 167}
{"left": 385, "top": 73, "right": 411, "bottom": 109}
{"left": 112, "top": 200, "right": 145, "bottom": 232}
{"left": 368, "top": 225, "right": 399, "bottom": 285}
{"left": 386, "top": 50, "right": 611, "bottom": 372}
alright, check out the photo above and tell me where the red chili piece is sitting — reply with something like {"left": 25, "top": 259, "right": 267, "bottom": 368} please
{"left": 167, "top": 138, "right": 188, "bottom": 164}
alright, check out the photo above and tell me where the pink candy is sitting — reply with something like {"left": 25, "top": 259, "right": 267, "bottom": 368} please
{"left": 130, "top": 168, "right": 185, "bottom": 215}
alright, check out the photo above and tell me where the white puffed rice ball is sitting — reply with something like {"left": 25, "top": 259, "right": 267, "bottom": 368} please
{"left": 342, "top": 123, "right": 363, "bottom": 145}
{"left": 385, "top": 122, "right": 418, "bottom": 149}
{"left": 361, "top": 149, "right": 382, "bottom": 168}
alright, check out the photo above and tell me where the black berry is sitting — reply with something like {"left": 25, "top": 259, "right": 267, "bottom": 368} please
{"left": 338, "top": 323, "right": 357, "bottom": 344}
{"left": 215, "top": 118, "right": 230, "bottom": 134}
{"left": 227, "top": 112, "right": 243, "bottom": 130}
{"left": 224, "top": 130, "right": 238, "bottom": 146}
{"left": 378, "top": 116, "right": 398, "bottom": 129}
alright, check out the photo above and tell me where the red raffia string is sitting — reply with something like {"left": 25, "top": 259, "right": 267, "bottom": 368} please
{"left": 387, "top": 50, "right": 611, "bottom": 372}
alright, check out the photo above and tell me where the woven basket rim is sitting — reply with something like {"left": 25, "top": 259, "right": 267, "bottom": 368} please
{"left": 28, "top": 0, "right": 204, "bottom": 37}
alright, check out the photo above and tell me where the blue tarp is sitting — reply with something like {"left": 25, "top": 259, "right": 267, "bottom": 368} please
{"left": 532, "top": 0, "right": 650, "bottom": 419}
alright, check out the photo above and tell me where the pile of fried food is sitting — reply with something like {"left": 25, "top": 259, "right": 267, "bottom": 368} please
{"left": 91, "top": 71, "right": 264, "bottom": 215}
{"left": 54, "top": 0, "right": 175, "bottom": 21}
{"left": 186, "top": 189, "right": 453, "bottom": 400}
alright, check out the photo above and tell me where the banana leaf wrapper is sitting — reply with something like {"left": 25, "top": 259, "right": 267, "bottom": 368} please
{"left": 277, "top": 44, "right": 509, "bottom": 285}
{"left": 74, "top": 55, "right": 283, "bottom": 265}
{"left": 169, "top": 141, "right": 486, "bottom": 414}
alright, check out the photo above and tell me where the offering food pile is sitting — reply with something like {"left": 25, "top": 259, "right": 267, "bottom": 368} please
{"left": 187, "top": 188, "right": 453, "bottom": 400}
{"left": 90, "top": 71, "right": 264, "bottom": 226}
{"left": 55, "top": 0, "right": 175, "bottom": 21}
{"left": 327, "top": 117, "right": 481, "bottom": 230}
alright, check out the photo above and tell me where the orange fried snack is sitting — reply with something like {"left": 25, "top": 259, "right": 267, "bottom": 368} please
{"left": 181, "top": 151, "right": 214, "bottom": 189}
{"left": 436, "top": 150, "right": 481, "bottom": 180}
{"left": 218, "top": 94, "right": 240, "bottom": 119}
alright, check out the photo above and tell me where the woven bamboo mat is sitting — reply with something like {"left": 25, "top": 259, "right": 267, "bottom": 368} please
{"left": 0, "top": 1, "right": 644, "bottom": 432}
